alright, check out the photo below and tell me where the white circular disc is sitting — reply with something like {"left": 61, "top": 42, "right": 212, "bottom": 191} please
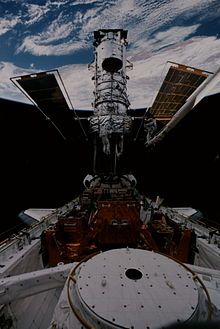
{"left": 76, "top": 248, "right": 199, "bottom": 328}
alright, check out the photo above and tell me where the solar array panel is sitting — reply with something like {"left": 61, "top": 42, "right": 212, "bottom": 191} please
{"left": 10, "top": 70, "right": 92, "bottom": 140}
{"left": 11, "top": 70, "right": 70, "bottom": 112}
{"left": 150, "top": 63, "right": 210, "bottom": 122}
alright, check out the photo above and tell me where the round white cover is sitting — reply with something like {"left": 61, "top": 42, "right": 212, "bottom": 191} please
{"left": 76, "top": 248, "right": 199, "bottom": 329}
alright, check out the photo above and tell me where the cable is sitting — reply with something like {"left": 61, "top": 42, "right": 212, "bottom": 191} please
{"left": 158, "top": 252, "right": 213, "bottom": 320}
{"left": 67, "top": 252, "right": 100, "bottom": 329}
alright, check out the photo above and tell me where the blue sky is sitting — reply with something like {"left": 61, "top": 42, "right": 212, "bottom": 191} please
{"left": 0, "top": 0, "right": 220, "bottom": 108}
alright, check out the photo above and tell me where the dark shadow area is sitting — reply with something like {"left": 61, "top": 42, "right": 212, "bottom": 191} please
{"left": 0, "top": 98, "right": 92, "bottom": 237}
{"left": 164, "top": 321, "right": 220, "bottom": 329}
{"left": 0, "top": 93, "right": 219, "bottom": 236}
{"left": 131, "top": 93, "right": 220, "bottom": 222}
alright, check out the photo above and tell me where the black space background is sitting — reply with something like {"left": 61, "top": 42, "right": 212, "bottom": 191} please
{"left": 0, "top": 94, "right": 220, "bottom": 237}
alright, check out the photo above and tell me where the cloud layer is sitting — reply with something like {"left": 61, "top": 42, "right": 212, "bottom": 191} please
{"left": 0, "top": 0, "right": 220, "bottom": 109}
{"left": 1, "top": 0, "right": 217, "bottom": 56}
{"left": 2, "top": 34, "right": 220, "bottom": 110}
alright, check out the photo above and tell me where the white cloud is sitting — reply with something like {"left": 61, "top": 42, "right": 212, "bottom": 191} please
{"left": 2, "top": 35, "right": 220, "bottom": 110}
{"left": 151, "top": 25, "right": 200, "bottom": 49}
{"left": 17, "top": 1, "right": 103, "bottom": 56}
{"left": 0, "top": 62, "right": 35, "bottom": 103}
{"left": 130, "top": 24, "right": 200, "bottom": 58}
{"left": 59, "top": 64, "right": 94, "bottom": 109}
{"left": 128, "top": 35, "right": 220, "bottom": 108}
{"left": 16, "top": 16, "right": 83, "bottom": 56}
{"left": 1, "top": 0, "right": 220, "bottom": 110}
{"left": 75, "top": 0, "right": 215, "bottom": 53}
{"left": 16, "top": 36, "right": 85, "bottom": 56}
{"left": 79, "top": 0, "right": 142, "bottom": 36}
{"left": 37, "top": 19, "right": 73, "bottom": 44}
{"left": 14, "top": 0, "right": 215, "bottom": 58}
{"left": 0, "top": 16, "right": 20, "bottom": 36}
{"left": 48, "top": 0, "right": 70, "bottom": 7}
{"left": 23, "top": 1, "right": 71, "bottom": 26}
{"left": 0, "top": 61, "right": 93, "bottom": 108}
{"left": 70, "top": 0, "right": 103, "bottom": 4}
{"left": 24, "top": 3, "right": 50, "bottom": 25}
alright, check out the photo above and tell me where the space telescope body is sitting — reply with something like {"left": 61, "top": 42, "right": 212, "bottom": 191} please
{"left": 89, "top": 29, "right": 132, "bottom": 169}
